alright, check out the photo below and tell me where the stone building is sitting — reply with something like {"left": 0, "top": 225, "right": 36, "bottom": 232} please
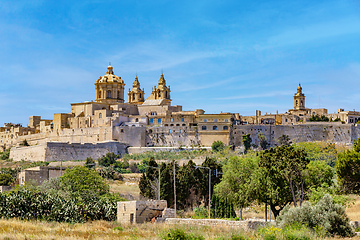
{"left": 2, "top": 66, "right": 360, "bottom": 161}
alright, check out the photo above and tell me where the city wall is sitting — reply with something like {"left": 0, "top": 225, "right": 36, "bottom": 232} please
{"left": 233, "top": 123, "right": 360, "bottom": 147}
{"left": 10, "top": 141, "right": 127, "bottom": 162}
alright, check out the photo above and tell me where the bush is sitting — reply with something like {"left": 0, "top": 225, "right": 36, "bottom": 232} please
{"left": 0, "top": 188, "right": 119, "bottom": 223}
{"left": 59, "top": 166, "right": 109, "bottom": 201}
{"left": 192, "top": 206, "right": 208, "bottom": 219}
{"left": 98, "top": 152, "right": 120, "bottom": 167}
{"left": 0, "top": 173, "right": 14, "bottom": 186}
{"left": 212, "top": 141, "right": 225, "bottom": 152}
{"left": 276, "top": 194, "right": 355, "bottom": 237}
{"left": 162, "top": 228, "right": 204, "bottom": 240}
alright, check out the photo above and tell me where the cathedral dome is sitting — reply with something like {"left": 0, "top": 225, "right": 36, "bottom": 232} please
{"left": 96, "top": 65, "right": 124, "bottom": 84}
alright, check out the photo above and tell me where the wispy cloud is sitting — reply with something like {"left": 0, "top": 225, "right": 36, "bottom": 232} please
{"left": 258, "top": 17, "right": 360, "bottom": 50}
{"left": 214, "top": 90, "right": 293, "bottom": 100}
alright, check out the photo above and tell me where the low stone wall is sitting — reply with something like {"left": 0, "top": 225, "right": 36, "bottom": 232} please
{"left": 10, "top": 141, "right": 127, "bottom": 162}
{"left": 165, "top": 218, "right": 270, "bottom": 230}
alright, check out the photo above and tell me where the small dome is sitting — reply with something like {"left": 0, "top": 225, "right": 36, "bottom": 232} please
{"left": 97, "top": 66, "right": 124, "bottom": 84}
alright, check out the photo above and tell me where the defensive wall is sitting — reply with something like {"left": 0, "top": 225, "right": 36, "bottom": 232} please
{"left": 10, "top": 141, "right": 127, "bottom": 162}
{"left": 233, "top": 123, "right": 360, "bottom": 147}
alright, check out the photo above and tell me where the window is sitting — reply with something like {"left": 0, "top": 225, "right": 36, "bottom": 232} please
{"left": 203, "top": 119, "right": 207, "bottom": 122}
{"left": 301, "top": 100, "right": 303, "bottom": 106}
{"left": 120, "top": 129, "right": 124, "bottom": 133}
{"left": 135, "top": 118, "right": 139, "bottom": 122}
{"left": 150, "top": 118, "right": 154, "bottom": 124}
{"left": 169, "top": 129, "right": 172, "bottom": 133}
{"left": 225, "top": 119, "right": 229, "bottom": 122}
{"left": 296, "top": 100, "right": 298, "bottom": 106}
{"left": 180, "top": 129, "right": 183, "bottom": 133}
{"left": 139, "top": 93, "right": 142, "bottom": 99}
{"left": 223, "top": 126, "right": 228, "bottom": 130}
{"left": 285, "top": 119, "right": 288, "bottom": 122}
{"left": 202, "top": 126, "right": 207, "bottom": 130}
{"left": 182, "top": 118, "right": 184, "bottom": 122}
{"left": 171, "top": 118, "right": 173, "bottom": 122}
{"left": 158, "top": 118, "right": 162, "bottom": 124}
{"left": 117, "top": 90, "right": 121, "bottom": 99}
{"left": 98, "top": 90, "right": 102, "bottom": 99}
{"left": 213, "top": 126, "right": 218, "bottom": 130}
{"left": 107, "top": 90, "right": 111, "bottom": 99}
{"left": 214, "top": 119, "right": 218, "bottom": 122}
{"left": 99, "top": 113, "right": 102, "bottom": 119}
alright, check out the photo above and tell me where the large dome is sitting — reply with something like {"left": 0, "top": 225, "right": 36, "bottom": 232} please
{"left": 96, "top": 66, "right": 124, "bottom": 84}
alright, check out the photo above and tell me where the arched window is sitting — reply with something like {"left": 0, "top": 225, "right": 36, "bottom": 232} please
{"left": 158, "top": 118, "right": 161, "bottom": 124}
{"left": 98, "top": 90, "right": 102, "bottom": 99}
{"left": 301, "top": 100, "right": 303, "bottom": 106}
{"left": 296, "top": 100, "right": 298, "bottom": 106}
{"left": 139, "top": 93, "right": 142, "bottom": 99}
{"left": 107, "top": 90, "right": 111, "bottom": 99}
{"left": 133, "top": 93, "right": 135, "bottom": 100}
{"left": 213, "top": 126, "right": 218, "bottom": 130}
{"left": 223, "top": 126, "right": 228, "bottom": 130}
{"left": 165, "top": 91, "right": 168, "bottom": 98}
{"left": 135, "top": 118, "right": 138, "bottom": 122}
{"left": 117, "top": 90, "right": 121, "bottom": 99}
{"left": 99, "top": 113, "right": 102, "bottom": 119}
{"left": 150, "top": 118, "right": 154, "bottom": 124}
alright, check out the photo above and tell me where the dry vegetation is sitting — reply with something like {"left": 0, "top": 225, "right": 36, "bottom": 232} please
{"left": 0, "top": 219, "right": 256, "bottom": 240}
{"left": 346, "top": 195, "right": 360, "bottom": 221}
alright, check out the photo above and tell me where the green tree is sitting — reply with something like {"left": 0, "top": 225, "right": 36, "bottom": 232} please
{"left": 260, "top": 145, "right": 309, "bottom": 207}
{"left": 211, "top": 141, "right": 225, "bottom": 152}
{"left": 98, "top": 152, "right": 120, "bottom": 167}
{"left": 305, "top": 160, "right": 334, "bottom": 189}
{"left": 242, "top": 134, "right": 252, "bottom": 153}
{"left": 309, "top": 114, "right": 330, "bottom": 122}
{"left": 257, "top": 132, "right": 269, "bottom": 150}
{"left": 84, "top": 157, "right": 95, "bottom": 169}
{"left": 215, "top": 154, "right": 258, "bottom": 211}
{"left": 336, "top": 139, "right": 360, "bottom": 193}
{"left": 59, "top": 166, "right": 109, "bottom": 201}
{"left": 276, "top": 135, "right": 292, "bottom": 146}
{"left": 0, "top": 173, "right": 14, "bottom": 186}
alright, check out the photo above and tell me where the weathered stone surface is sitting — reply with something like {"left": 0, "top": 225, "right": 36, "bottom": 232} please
{"left": 10, "top": 141, "right": 127, "bottom": 162}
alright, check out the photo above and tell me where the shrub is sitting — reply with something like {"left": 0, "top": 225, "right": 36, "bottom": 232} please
{"left": 276, "top": 194, "right": 355, "bottom": 237}
{"left": 0, "top": 173, "right": 14, "bottom": 186}
{"left": 162, "top": 228, "right": 204, "bottom": 240}
{"left": 212, "top": 141, "right": 225, "bottom": 152}
{"left": 192, "top": 206, "right": 208, "bottom": 219}
{"left": 0, "top": 188, "right": 119, "bottom": 223}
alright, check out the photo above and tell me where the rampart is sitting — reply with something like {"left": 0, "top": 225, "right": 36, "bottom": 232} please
{"left": 10, "top": 141, "right": 127, "bottom": 162}
{"left": 233, "top": 123, "right": 360, "bottom": 147}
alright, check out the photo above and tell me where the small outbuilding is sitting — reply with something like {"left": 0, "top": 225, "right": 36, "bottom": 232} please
{"left": 117, "top": 200, "right": 175, "bottom": 224}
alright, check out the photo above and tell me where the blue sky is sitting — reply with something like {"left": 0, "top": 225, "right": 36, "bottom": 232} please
{"left": 1, "top": 0, "right": 360, "bottom": 125}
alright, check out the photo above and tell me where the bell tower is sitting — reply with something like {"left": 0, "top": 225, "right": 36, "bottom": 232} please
{"left": 146, "top": 73, "right": 171, "bottom": 105}
{"left": 95, "top": 65, "right": 125, "bottom": 104}
{"left": 128, "top": 76, "right": 145, "bottom": 104}
{"left": 294, "top": 83, "right": 305, "bottom": 110}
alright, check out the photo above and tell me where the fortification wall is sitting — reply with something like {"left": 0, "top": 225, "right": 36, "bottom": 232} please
{"left": 146, "top": 126, "right": 200, "bottom": 147}
{"left": 9, "top": 144, "right": 47, "bottom": 161}
{"left": 112, "top": 126, "right": 146, "bottom": 147}
{"left": 10, "top": 141, "right": 127, "bottom": 162}
{"left": 234, "top": 123, "right": 360, "bottom": 147}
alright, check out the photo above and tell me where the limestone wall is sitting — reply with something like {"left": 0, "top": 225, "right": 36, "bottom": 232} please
{"left": 117, "top": 200, "right": 167, "bottom": 224}
{"left": 10, "top": 141, "right": 127, "bottom": 162}
{"left": 233, "top": 123, "right": 360, "bottom": 147}
{"left": 146, "top": 125, "right": 199, "bottom": 147}
{"left": 112, "top": 126, "right": 146, "bottom": 147}
{"left": 9, "top": 144, "right": 47, "bottom": 161}
{"left": 165, "top": 218, "right": 268, "bottom": 230}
